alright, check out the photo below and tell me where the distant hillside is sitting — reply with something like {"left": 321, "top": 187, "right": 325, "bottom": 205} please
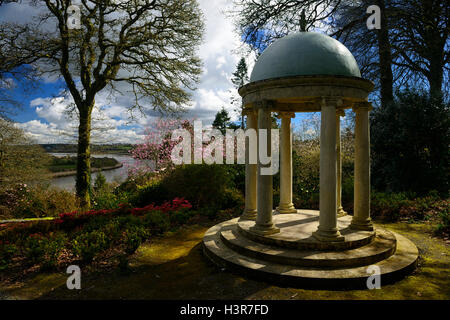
{"left": 41, "top": 144, "right": 134, "bottom": 154}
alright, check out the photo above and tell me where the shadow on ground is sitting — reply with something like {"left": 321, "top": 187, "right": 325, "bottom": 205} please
{"left": 1, "top": 222, "right": 449, "bottom": 300}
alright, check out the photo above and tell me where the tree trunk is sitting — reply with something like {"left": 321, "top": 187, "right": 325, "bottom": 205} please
{"left": 428, "top": 56, "right": 444, "bottom": 99}
{"left": 76, "top": 102, "right": 93, "bottom": 210}
{"left": 375, "top": 0, "right": 394, "bottom": 108}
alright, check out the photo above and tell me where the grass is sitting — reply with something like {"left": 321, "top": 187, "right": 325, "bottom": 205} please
{"left": 0, "top": 219, "right": 448, "bottom": 300}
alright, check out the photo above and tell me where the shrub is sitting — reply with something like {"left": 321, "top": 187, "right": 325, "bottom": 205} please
{"left": 222, "top": 188, "right": 244, "bottom": 211}
{"left": 123, "top": 225, "right": 149, "bottom": 255}
{"left": 142, "top": 211, "right": 171, "bottom": 234}
{"left": 370, "top": 191, "right": 411, "bottom": 221}
{"left": 92, "top": 187, "right": 130, "bottom": 210}
{"left": 93, "top": 173, "right": 107, "bottom": 192}
{"left": 224, "top": 164, "right": 246, "bottom": 194}
{"left": 22, "top": 233, "right": 46, "bottom": 264}
{"left": 370, "top": 191, "right": 448, "bottom": 222}
{"left": 436, "top": 208, "right": 450, "bottom": 235}
{"left": 21, "top": 231, "right": 66, "bottom": 268}
{"left": 41, "top": 232, "right": 68, "bottom": 269}
{"left": 72, "top": 230, "right": 109, "bottom": 262}
{"left": 162, "top": 164, "right": 232, "bottom": 209}
{"left": 342, "top": 176, "right": 354, "bottom": 205}
{"left": 131, "top": 164, "right": 238, "bottom": 213}
{"left": 0, "top": 242, "right": 17, "bottom": 271}
{"left": 99, "top": 218, "right": 123, "bottom": 243}
{"left": 130, "top": 179, "right": 170, "bottom": 207}
{"left": 7, "top": 184, "right": 79, "bottom": 219}
{"left": 169, "top": 209, "right": 194, "bottom": 226}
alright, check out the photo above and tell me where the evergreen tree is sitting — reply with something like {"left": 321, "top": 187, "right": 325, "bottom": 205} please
{"left": 231, "top": 58, "right": 249, "bottom": 128}
{"left": 371, "top": 89, "right": 449, "bottom": 195}
{"left": 212, "top": 107, "right": 239, "bottom": 135}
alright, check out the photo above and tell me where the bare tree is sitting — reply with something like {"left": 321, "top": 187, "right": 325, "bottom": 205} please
{"left": 0, "top": 0, "right": 204, "bottom": 208}
{"left": 227, "top": 0, "right": 397, "bottom": 108}
{"left": 330, "top": 0, "right": 394, "bottom": 107}
{"left": 230, "top": 0, "right": 342, "bottom": 54}
{"left": 390, "top": 0, "right": 449, "bottom": 98}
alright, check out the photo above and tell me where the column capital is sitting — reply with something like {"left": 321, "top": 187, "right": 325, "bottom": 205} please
{"left": 255, "top": 100, "right": 275, "bottom": 110}
{"left": 277, "top": 112, "right": 296, "bottom": 119}
{"left": 336, "top": 109, "right": 345, "bottom": 117}
{"left": 352, "top": 101, "right": 373, "bottom": 112}
{"left": 317, "top": 97, "right": 343, "bottom": 108}
{"left": 242, "top": 108, "right": 257, "bottom": 116}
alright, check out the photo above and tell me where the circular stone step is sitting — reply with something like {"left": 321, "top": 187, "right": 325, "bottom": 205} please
{"left": 202, "top": 216, "right": 419, "bottom": 289}
{"left": 220, "top": 223, "right": 396, "bottom": 268}
{"left": 238, "top": 211, "right": 376, "bottom": 251}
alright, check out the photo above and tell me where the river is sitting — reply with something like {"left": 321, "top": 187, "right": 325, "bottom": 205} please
{"left": 49, "top": 153, "right": 137, "bottom": 191}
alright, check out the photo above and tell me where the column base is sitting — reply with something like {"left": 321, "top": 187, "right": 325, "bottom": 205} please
{"left": 239, "top": 209, "right": 257, "bottom": 221}
{"left": 337, "top": 207, "right": 347, "bottom": 217}
{"left": 350, "top": 218, "right": 374, "bottom": 231}
{"left": 250, "top": 223, "right": 280, "bottom": 236}
{"left": 312, "top": 227, "right": 345, "bottom": 242}
{"left": 276, "top": 203, "right": 297, "bottom": 214}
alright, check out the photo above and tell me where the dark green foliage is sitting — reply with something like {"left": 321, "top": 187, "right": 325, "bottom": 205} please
{"left": 212, "top": 108, "right": 240, "bottom": 135}
{"left": 436, "top": 209, "right": 450, "bottom": 235}
{"left": 224, "top": 164, "right": 246, "bottom": 194}
{"left": 71, "top": 230, "right": 109, "bottom": 263}
{"left": 371, "top": 90, "right": 450, "bottom": 196}
{"left": 142, "top": 211, "right": 171, "bottom": 233}
{"left": 21, "top": 232, "right": 67, "bottom": 268}
{"left": 123, "top": 225, "right": 149, "bottom": 255}
{"left": 48, "top": 156, "right": 119, "bottom": 173}
{"left": 129, "top": 164, "right": 245, "bottom": 220}
{"left": 131, "top": 180, "right": 170, "bottom": 208}
{"left": 231, "top": 58, "right": 249, "bottom": 88}
{"left": 93, "top": 173, "right": 107, "bottom": 192}
{"left": 158, "top": 164, "right": 233, "bottom": 209}
{"left": 0, "top": 243, "right": 17, "bottom": 271}
{"left": 370, "top": 191, "right": 449, "bottom": 222}
{"left": 92, "top": 186, "right": 130, "bottom": 211}
{"left": 370, "top": 191, "right": 412, "bottom": 221}
{"left": 342, "top": 176, "right": 355, "bottom": 205}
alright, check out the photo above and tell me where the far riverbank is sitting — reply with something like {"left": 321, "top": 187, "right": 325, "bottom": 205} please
{"left": 48, "top": 163, "right": 124, "bottom": 178}
{"left": 49, "top": 153, "right": 136, "bottom": 191}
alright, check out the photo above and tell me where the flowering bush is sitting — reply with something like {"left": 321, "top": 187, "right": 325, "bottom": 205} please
{"left": 130, "top": 198, "right": 192, "bottom": 216}
{"left": 129, "top": 118, "right": 194, "bottom": 176}
{"left": 0, "top": 198, "right": 194, "bottom": 270}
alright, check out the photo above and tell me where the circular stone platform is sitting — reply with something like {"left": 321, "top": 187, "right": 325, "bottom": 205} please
{"left": 239, "top": 211, "right": 375, "bottom": 250}
{"left": 203, "top": 211, "right": 419, "bottom": 289}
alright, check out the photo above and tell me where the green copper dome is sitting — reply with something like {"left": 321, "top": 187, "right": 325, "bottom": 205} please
{"left": 250, "top": 32, "right": 361, "bottom": 82}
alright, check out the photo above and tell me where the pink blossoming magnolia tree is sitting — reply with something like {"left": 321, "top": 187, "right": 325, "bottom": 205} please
{"left": 129, "top": 117, "right": 245, "bottom": 177}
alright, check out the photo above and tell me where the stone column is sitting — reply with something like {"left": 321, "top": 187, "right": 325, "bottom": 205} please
{"left": 336, "top": 109, "right": 347, "bottom": 217}
{"left": 277, "top": 112, "right": 297, "bottom": 214}
{"left": 241, "top": 109, "right": 258, "bottom": 220}
{"left": 351, "top": 102, "right": 374, "bottom": 231}
{"left": 250, "top": 101, "right": 279, "bottom": 235}
{"left": 313, "top": 98, "right": 344, "bottom": 242}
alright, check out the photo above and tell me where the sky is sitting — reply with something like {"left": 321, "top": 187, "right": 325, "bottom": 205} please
{"left": 0, "top": 0, "right": 264, "bottom": 145}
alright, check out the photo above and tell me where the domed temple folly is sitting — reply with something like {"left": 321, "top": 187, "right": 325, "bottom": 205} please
{"left": 202, "top": 31, "right": 419, "bottom": 288}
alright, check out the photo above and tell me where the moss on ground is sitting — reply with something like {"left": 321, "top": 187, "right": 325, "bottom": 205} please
{"left": 1, "top": 221, "right": 448, "bottom": 300}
